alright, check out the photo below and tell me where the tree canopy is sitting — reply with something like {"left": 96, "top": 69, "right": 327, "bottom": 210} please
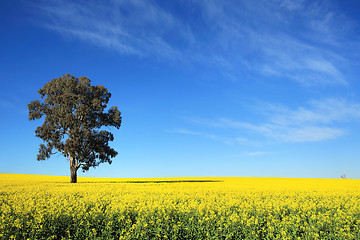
{"left": 28, "top": 74, "right": 122, "bottom": 183}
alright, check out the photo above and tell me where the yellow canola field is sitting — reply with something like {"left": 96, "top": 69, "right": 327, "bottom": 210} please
{"left": 1, "top": 173, "right": 359, "bottom": 239}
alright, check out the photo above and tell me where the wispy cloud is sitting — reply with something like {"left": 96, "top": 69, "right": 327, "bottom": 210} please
{"left": 189, "top": 98, "right": 360, "bottom": 143}
{"left": 169, "top": 128, "right": 217, "bottom": 140}
{"left": 30, "top": 0, "right": 356, "bottom": 86}
{"left": 258, "top": 34, "right": 347, "bottom": 85}
{"left": 34, "top": 0, "right": 186, "bottom": 60}
{"left": 0, "top": 100, "right": 14, "bottom": 109}
{"left": 226, "top": 121, "right": 345, "bottom": 143}
{"left": 0, "top": 95, "right": 28, "bottom": 115}
{"left": 265, "top": 98, "right": 360, "bottom": 125}
{"left": 245, "top": 151, "right": 272, "bottom": 156}
{"left": 169, "top": 128, "right": 262, "bottom": 146}
{"left": 195, "top": 0, "right": 352, "bottom": 85}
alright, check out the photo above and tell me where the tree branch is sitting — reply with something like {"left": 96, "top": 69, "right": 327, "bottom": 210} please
{"left": 76, "top": 161, "right": 83, "bottom": 170}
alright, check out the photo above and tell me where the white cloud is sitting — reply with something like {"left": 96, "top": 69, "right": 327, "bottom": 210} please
{"left": 190, "top": 98, "right": 360, "bottom": 143}
{"left": 168, "top": 128, "right": 217, "bottom": 140}
{"left": 257, "top": 34, "right": 347, "bottom": 86}
{"left": 0, "top": 100, "right": 14, "bottom": 109}
{"left": 268, "top": 98, "right": 360, "bottom": 125}
{"left": 0, "top": 99, "right": 28, "bottom": 115}
{"left": 275, "top": 126, "right": 345, "bottom": 143}
{"left": 196, "top": 0, "right": 351, "bottom": 85}
{"left": 218, "top": 119, "right": 345, "bottom": 143}
{"left": 278, "top": 0, "right": 305, "bottom": 11}
{"left": 170, "top": 128, "right": 263, "bottom": 146}
{"left": 31, "top": 0, "right": 356, "bottom": 86}
{"left": 245, "top": 151, "right": 272, "bottom": 156}
{"left": 35, "top": 0, "right": 186, "bottom": 60}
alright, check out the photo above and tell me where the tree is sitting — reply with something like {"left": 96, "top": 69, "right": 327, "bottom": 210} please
{"left": 28, "top": 74, "right": 122, "bottom": 183}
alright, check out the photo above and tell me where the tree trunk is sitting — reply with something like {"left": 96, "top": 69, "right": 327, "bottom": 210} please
{"left": 70, "top": 155, "right": 77, "bottom": 183}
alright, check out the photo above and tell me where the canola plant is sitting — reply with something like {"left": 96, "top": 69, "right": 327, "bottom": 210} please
{"left": 0, "top": 173, "right": 359, "bottom": 239}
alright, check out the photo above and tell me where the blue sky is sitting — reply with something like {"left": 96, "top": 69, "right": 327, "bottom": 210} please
{"left": 1, "top": 0, "right": 360, "bottom": 178}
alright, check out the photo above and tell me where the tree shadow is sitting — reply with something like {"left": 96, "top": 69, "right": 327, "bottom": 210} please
{"left": 124, "top": 180, "right": 223, "bottom": 184}
{"left": 77, "top": 180, "right": 223, "bottom": 184}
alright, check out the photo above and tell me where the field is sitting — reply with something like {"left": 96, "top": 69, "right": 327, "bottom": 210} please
{"left": 1, "top": 174, "right": 360, "bottom": 239}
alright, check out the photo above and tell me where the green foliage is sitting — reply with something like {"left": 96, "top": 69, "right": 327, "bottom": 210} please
{"left": 28, "top": 74, "right": 122, "bottom": 173}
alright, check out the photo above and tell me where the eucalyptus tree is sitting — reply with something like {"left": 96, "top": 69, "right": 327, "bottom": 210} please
{"left": 28, "top": 74, "right": 122, "bottom": 183}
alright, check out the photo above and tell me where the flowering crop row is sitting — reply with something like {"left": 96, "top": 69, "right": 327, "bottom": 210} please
{"left": 1, "top": 174, "right": 359, "bottom": 239}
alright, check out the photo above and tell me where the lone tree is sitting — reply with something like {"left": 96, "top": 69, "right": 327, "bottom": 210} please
{"left": 28, "top": 74, "right": 122, "bottom": 183}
